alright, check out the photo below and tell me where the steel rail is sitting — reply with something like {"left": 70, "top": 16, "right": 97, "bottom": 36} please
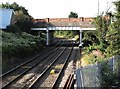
{"left": 28, "top": 43, "right": 70, "bottom": 89}
{"left": 63, "top": 47, "right": 79, "bottom": 89}
{"left": 2, "top": 40, "right": 64, "bottom": 89}
{"left": 52, "top": 43, "right": 74, "bottom": 89}
{"left": 64, "top": 74, "right": 72, "bottom": 88}
{"left": 1, "top": 40, "right": 60, "bottom": 77}
{"left": 63, "top": 74, "right": 74, "bottom": 89}
{"left": 67, "top": 74, "right": 74, "bottom": 88}
{"left": 2, "top": 41, "right": 63, "bottom": 89}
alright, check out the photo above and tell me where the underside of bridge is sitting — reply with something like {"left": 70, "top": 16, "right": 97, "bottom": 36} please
{"left": 31, "top": 18, "right": 96, "bottom": 46}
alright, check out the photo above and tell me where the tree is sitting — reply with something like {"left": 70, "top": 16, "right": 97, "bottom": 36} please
{"left": 83, "top": 1, "right": 120, "bottom": 57}
{"left": 105, "top": 1, "right": 120, "bottom": 57}
{"left": 68, "top": 12, "right": 78, "bottom": 18}
{"left": 0, "top": 2, "right": 29, "bottom": 16}
{"left": 83, "top": 13, "right": 111, "bottom": 52}
{"left": 68, "top": 12, "right": 79, "bottom": 37}
{"left": 1, "top": 2, "right": 34, "bottom": 33}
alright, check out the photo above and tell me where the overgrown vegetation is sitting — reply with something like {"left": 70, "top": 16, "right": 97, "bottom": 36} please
{"left": 2, "top": 31, "right": 45, "bottom": 59}
{"left": 1, "top": 2, "right": 46, "bottom": 59}
{"left": 83, "top": 1, "right": 120, "bottom": 61}
{"left": 54, "top": 30, "right": 79, "bottom": 39}
{"left": 0, "top": 2, "right": 36, "bottom": 33}
{"left": 1, "top": 2, "right": 46, "bottom": 70}
{"left": 82, "top": 1, "right": 120, "bottom": 87}
{"left": 100, "top": 59, "right": 119, "bottom": 87}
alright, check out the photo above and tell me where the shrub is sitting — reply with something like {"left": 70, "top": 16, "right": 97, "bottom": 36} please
{"left": 100, "top": 61, "right": 119, "bottom": 87}
{"left": 6, "top": 25, "right": 21, "bottom": 33}
{"left": 2, "top": 31, "right": 45, "bottom": 59}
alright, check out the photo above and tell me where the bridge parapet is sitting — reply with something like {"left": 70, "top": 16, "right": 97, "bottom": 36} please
{"left": 32, "top": 18, "right": 95, "bottom": 29}
{"left": 32, "top": 17, "right": 95, "bottom": 23}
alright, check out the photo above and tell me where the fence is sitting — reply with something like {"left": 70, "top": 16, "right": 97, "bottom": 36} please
{"left": 76, "top": 55, "right": 120, "bottom": 88}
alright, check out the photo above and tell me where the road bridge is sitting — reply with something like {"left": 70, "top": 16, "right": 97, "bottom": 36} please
{"left": 31, "top": 17, "right": 96, "bottom": 46}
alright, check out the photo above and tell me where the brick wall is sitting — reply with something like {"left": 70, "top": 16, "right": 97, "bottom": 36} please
{"left": 32, "top": 17, "right": 95, "bottom": 23}
{"left": 32, "top": 16, "right": 112, "bottom": 23}
{"left": 83, "top": 17, "right": 95, "bottom": 22}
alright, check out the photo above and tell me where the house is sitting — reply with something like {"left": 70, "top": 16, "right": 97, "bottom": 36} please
{"left": 0, "top": 8, "right": 15, "bottom": 29}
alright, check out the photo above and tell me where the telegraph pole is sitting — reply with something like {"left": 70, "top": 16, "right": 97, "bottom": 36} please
{"left": 98, "top": 0, "right": 100, "bottom": 16}
{"left": 8, "top": 0, "right": 10, "bottom": 3}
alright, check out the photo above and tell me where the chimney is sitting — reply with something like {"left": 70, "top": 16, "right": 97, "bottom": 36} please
{"left": 48, "top": 18, "right": 50, "bottom": 22}
{"left": 45, "top": 18, "right": 50, "bottom": 22}
{"left": 82, "top": 17, "right": 84, "bottom": 22}
{"left": 80, "top": 17, "right": 84, "bottom": 22}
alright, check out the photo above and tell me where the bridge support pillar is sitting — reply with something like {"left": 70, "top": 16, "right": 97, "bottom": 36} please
{"left": 46, "top": 29, "right": 49, "bottom": 46}
{"left": 79, "top": 30, "right": 83, "bottom": 47}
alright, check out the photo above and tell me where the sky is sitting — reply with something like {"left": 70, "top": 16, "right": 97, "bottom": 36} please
{"left": 0, "top": 0, "right": 117, "bottom": 19}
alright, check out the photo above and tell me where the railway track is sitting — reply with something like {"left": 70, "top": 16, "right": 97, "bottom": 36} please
{"left": 1, "top": 40, "right": 65, "bottom": 89}
{"left": 2, "top": 40, "right": 78, "bottom": 89}
{"left": 1, "top": 40, "right": 60, "bottom": 77}
{"left": 63, "top": 74, "right": 74, "bottom": 89}
{"left": 52, "top": 45, "right": 74, "bottom": 89}
{"left": 62, "top": 47, "right": 79, "bottom": 89}
{"left": 28, "top": 43, "right": 74, "bottom": 89}
{"left": 56, "top": 46, "right": 79, "bottom": 89}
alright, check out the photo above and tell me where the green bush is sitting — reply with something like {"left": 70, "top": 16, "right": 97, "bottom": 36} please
{"left": 2, "top": 31, "right": 45, "bottom": 59}
{"left": 6, "top": 25, "right": 21, "bottom": 33}
{"left": 100, "top": 61, "right": 119, "bottom": 87}
{"left": 54, "top": 30, "right": 76, "bottom": 38}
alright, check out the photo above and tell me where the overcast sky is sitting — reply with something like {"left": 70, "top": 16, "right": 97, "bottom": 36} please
{"left": 1, "top": 0, "right": 117, "bottom": 19}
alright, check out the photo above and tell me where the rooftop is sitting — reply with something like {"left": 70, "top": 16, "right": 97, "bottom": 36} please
{"left": 0, "top": 8, "right": 14, "bottom": 29}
